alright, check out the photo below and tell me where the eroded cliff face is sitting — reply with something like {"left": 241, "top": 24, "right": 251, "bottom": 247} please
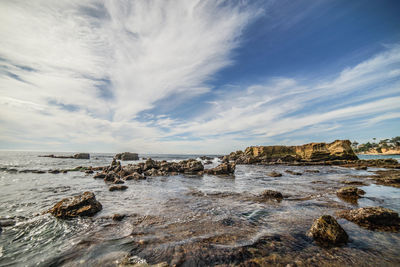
{"left": 235, "top": 140, "right": 358, "bottom": 163}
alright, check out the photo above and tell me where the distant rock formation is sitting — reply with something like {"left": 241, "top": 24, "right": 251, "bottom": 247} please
{"left": 114, "top": 152, "right": 139, "bottom": 161}
{"left": 39, "top": 153, "right": 90, "bottom": 159}
{"left": 74, "top": 153, "right": 90, "bottom": 159}
{"left": 226, "top": 140, "right": 358, "bottom": 164}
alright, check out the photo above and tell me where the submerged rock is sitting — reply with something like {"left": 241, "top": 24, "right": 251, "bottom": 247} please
{"left": 285, "top": 170, "right": 302, "bottom": 175}
{"left": 109, "top": 185, "right": 128, "bottom": 191}
{"left": 336, "top": 186, "right": 365, "bottom": 198}
{"left": 309, "top": 215, "right": 348, "bottom": 245}
{"left": 74, "top": 153, "right": 90, "bottom": 159}
{"left": 205, "top": 162, "right": 235, "bottom": 175}
{"left": 260, "top": 190, "right": 283, "bottom": 200}
{"left": 112, "top": 214, "right": 126, "bottom": 221}
{"left": 93, "top": 172, "right": 106, "bottom": 179}
{"left": 267, "top": 171, "right": 282, "bottom": 177}
{"left": 49, "top": 192, "right": 102, "bottom": 219}
{"left": 124, "top": 172, "right": 145, "bottom": 180}
{"left": 337, "top": 207, "right": 400, "bottom": 231}
{"left": 0, "top": 219, "right": 16, "bottom": 227}
{"left": 115, "top": 152, "right": 139, "bottom": 161}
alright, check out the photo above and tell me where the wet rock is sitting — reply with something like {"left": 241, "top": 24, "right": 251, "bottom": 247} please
{"left": 341, "top": 180, "right": 367, "bottom": 186}
{"left": 85, "top": 170, "right": 94, "bottom": 174}
{"left": 267, "top": 171, "right": 282, "bottom": 177}
{"left": 355, "top": 166, "right": 368, "bottom": 170}
{"left": 74, "top": 153, "right": 90, "bottom": 159}
{"left": 104, "top": 172, "right": 118, "bottom": 182}
{"left": 49, "top": 192, "right": 102, "bottom": 219}
{"left": 113, "top": 179, "right": 125, "bottom": 184}
{"left": 0, "top": 219, "right": 16, "bottom": 227}
{"left": 305, "top": 169, "right": 320, "bottom": 173}
{"left": 144, "top": 158, "right": 157, "bottom": 170}
{"left": 115, "top": 152, "right": 139, "bottom": 161}
{"left": 62, "top": 170, "right": 68, "bottom": 174}
{"left": 112, "top": 214, "right": 126, "bottom": 221}
{"left": 200, "top": 156, "right": 213, "bottom": 160}
{"left": 182, "top": 159, "right": 204, "bottom": 174}
{"left": 93, "top": 172, "right": 106, "bottom": 179}
{"left": 372, "top": 170, "right": 400, "bottom": 188}
{"left": 285, "top": 170, "right": 302, "bottom": 175}
{"left": 336, "top": 186, "right": 365, "bottom": 198}
{"left": 309, "top": 215, "right": 348, "bottom": 245}
{"left": 124, "top": 172, "right": 145, "bottom": 180}
{"left": 337, "top": 207, "right": 400, "bottom": 231}
{"left": 109, "top": 185, "right": 128, "bottom": 191}
{"left": 48, "top": 169, "right": 60, "bottom": 174}
{"left": 260, "top": 190, "right": 283, "bottom": 200}
{"left": 205, "top": 162, "right": 235, "bottom": 175}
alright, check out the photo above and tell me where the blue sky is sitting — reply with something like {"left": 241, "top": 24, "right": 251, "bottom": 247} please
{"left": 0, "top": 0, "right": 399, "bottom": 153}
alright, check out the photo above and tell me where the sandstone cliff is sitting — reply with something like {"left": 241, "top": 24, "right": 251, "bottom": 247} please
{"left": 229, "top": 140, "right": 358, "bottom": 164}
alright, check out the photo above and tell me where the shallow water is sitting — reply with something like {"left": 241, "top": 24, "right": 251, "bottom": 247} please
{"left": 0, "top": 152, "right": 399, "bottom": 266}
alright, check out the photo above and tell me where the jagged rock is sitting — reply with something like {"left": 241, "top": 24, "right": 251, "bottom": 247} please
{"left": 48, "top": 192, "right": 102, "bottom": 219}
{"left": 285, "top": 170, "right": 302, "bottom": 175}
{"left": 115, "top": 152, "right": 139, "bottom": 161}
{"left": 336, "top": 186, "right": 365, "bottom": 199}
{"left": 337, "top": 207, "right": 400, "bottom": 231}
{"left": 85, "top": 170, "right": 94, "bottom": 174}
{"left": 104, "top": 172, "right": 118, "bottom": 182}
{"left": 74, "top": 153, "right": 90, "bottom": 159}
{"left": 182, "top": 159, "right": 204, "bottom": 174}
{"left": 144, "top": 158, "right": 157, "bottom": 170}
{"left": 93, "top": 172, "right": 106, "bottom": 179}
{"left": 309, "top": 215, "right": 348, "bottom": 245}
{"left": 109, "top": 185, "right": 128, "bottom": 191}
{"left": 0, "top": 219, "right": 16, "bottom": 227}
{"left": 113, "top": 179, "right": 125, "bottom": 184}
{"left": 267, "top": 171, "right": 282, "bottom": 177}
{"left": 124, "top": 172, "right": 145, "bottom": 180}
{"left": 205, "top": 162, "right": 235, "bottom": 175}
{"left": 260, "top": 190, "right": 283, "bottom": 200}
{"left": 112, "top": 214, "right": 126, "bottom": 221}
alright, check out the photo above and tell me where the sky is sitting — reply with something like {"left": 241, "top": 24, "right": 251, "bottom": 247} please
{"left": 0, "top": 0, "right": 400, "bottom": 154}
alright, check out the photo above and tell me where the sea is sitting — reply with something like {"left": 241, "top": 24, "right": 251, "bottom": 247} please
{"left": 0, "top": 151, "right": 399, "bottom": 266}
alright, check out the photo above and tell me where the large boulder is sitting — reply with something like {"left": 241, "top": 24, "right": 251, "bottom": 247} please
{"left": 115, "top": 152, "right": 139, "bottom": 161}
{"left": 309, "top": 215, "right": 348, "bottom": 245}
{"left": 182, "top": 159, "right": 204, "bottom": 174}
{"left": 337, "top": 207, "right": 400, "bottom": 231}
{"left": 205, "top": 162, "right": 235, "bottom": 175}
{"left": 336, "top": 186, "right": 365, "bottom": 199}
{"left": 74, "top": 153, "right": 90, "bottom": 159}
{"left": 49, "top": 192, "right": 102, "bottom": 219}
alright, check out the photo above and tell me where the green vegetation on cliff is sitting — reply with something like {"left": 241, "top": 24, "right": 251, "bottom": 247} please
{"left": 352, "top": 137, "right": 400, "bottom": 154}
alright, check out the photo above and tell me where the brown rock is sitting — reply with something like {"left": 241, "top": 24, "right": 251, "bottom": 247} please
{"left": 336, "top": 186, "right": 365, "bottom": 198}
{"left": 124, "top": 172, "right": 145, "bottom": 180}
{"left": 74, "top": 153, "right": 90, "bottom": 159}
{"left": 309, "top": 215, "right": 348, "bottom": 245}
{"left": 112, "top": 214, "right": 126, "bottom": 221}
{"left": 260, "top": 190, "right": 283, "bottom": 200}
{"left": 337, "top": 207, "right": 400, "bottom": 231}
{"left": 115, "top": 152, "right": 139, "bottom": 161}
{"left": 109, "top": 185, "right": 128, "bottom": 191}
{"left": 205, "top": 162, "right": 235, "bottom": 175}
{"left": 267, "top": 171, "right": 282, "bottom": 177}
{"left": 93, "top": 172, "right": 106, "bottom": 179}
{"left": 285, "top": 170, "right": 302, "bottom": 175}
{"left": 48, "top": 192, "right": 102, "bottom": 219}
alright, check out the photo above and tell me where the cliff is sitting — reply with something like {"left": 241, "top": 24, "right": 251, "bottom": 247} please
{"left": 228, "top": 140, "right": 358, "bottom": 164}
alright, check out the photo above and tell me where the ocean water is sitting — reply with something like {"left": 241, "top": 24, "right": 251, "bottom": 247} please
{"left": 358, "top": 153, "right": 400, "bottom": 162}
{"left": 0, "top": 151, "right": 399, "bottom": 266}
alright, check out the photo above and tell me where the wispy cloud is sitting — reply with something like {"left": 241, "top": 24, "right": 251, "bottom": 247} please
{"left": 0, "top": 1, "right": 399, "bottom": 153}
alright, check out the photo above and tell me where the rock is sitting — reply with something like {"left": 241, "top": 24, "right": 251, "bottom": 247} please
{"left": 109, "top": 185, "right": 128, "bottom": 191}
{"left": 48, "top": 192, "right": 102, "bottom": 219}
{"left": 144, "top": 158, "right": 157, "bottom": 170}
{"left": 341, "top": 180, "right": 366, "bottom": 186}
{"left": 305, "top": 169, "right": 320, "bottom": 173}
{"left": 309, "top": 215, "right": 348, "bottom": 245}
{"left": 337, "top": 207, "right": 400, "bottom": 231}
{"left": 240, "top": 140, "right": 357, "bottom": 164}
{"left": 48, "top": 169, "right": 60, "bottom": 174}
{"left": 124, "top": 172, "right": 145, "bottom": 180}
{"left": 85, "top": 170, "right": 94, "bottom": 174}
{"left": 183, "top": 159, "right": 204, "bottom": 174}
{"left": 93, "top": 172, "right": 106, "bottom": 179}
{"left": 0, "top": 219, "right": 16, "bottom": 227}
{"left": 0, "top": 226, "right": 2, "bottom": 234}
{"left": 112, "top": 214, "right": 126, "bottom": 221}
{"left": 205, "top": 162, "right": 235, "bottom": 175}
{"left": 104, "top": 172, "right": 118, "bottom": 182}
{"left": 260, "top": 190, "right": 283, "bottom": 200}
{"left": 74, "top": 153, "right": 90, "bottom": 159}
{"left": 267, "top": 171, "right": 282, "bottom": 177}
{"left": 113, "top": 179, "right": 125, "bottom": 184}
{"left": 285, "top": 170, "right": 302, "bottom": 175}
{"left": 115, "top": 152, "right": 139, "bottom": 161}
{"left": 336, "top": 186, "right": 365, "bottom": 198}
{"left": 355, "top": 166, "right": 368, "bottom": 170}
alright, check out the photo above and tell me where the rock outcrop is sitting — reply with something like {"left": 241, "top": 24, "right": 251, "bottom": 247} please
{"left": 267, "top": 171, "right": 282, "bottom": 177}
{"left": 336, "top": 186, "right": 365, "bottom": 199}
{"left": 260, "top": 190, "right": 283, "bottom": 200}
{"left": 337, "top": 207, "right": 400, "bottom": 231}
{"left": 74, "top": 153, "right": 90, "bottom": 159}
{"left": 49, "top": 192, "right": 102, "bottom": 219}
{"left": 228, "top": 140, "right": 358, "bottom": 164}
{"left": 109, "top": 185, "right": 128, "bottom": 191}
{"left": 205, "top": 162, "right": 236, "bottom": 175}
{"left": 115, "top": 152, "right": 139, "bottom": 161}
{"left": 309, "top": 215, "right": 348, "bottom": 245}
